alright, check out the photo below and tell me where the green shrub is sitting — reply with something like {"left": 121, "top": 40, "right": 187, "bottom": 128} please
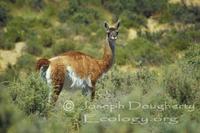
{"left": 39, "top": 31, "right": 54, "bottom": 48}
{"left": 0, "top": 89, "right": 23, "bottom": 133}
{"left": 121, "top": 11, "right": 147, "bottom": 28}
{"left": 96, "top": 66, "right": 157, "bottom": 98}
{"left": 0, "top": 33, "right": 15, "bottom": 50}
{"left": 184, "top": 45, "right": 200, "bottom": 71}
{"left": 14, "top": 0, "right": 44, "bottom": 10}
{"left": 58, "top": 8, "right": 71, "bottom": 23}
{"left": 164, "top": 45, "right": 200, "bottom": 104}
{"left": 133, "top": 0, "right": 168, "bottom": 17}
{"left": 52, "top": 24, "right": 75, "bottom": 39}
{"left": 26, "top": 34, "right": 43, "bottom": 56}
{"left": 0, "top": 64, "right": 19, "bottom": 84}
{"left": 8, "top": 73, "right": 49, "bottom": 116}
{"left": 58, "top": 0, "right": 79, "bottom": 23}
{"left": 6, "top": 17, "right": 27, "bottom": 40}
{"left": 1, "top": 17, "right": 30, "bottom": 49}
{"left": 28, "top": 0, "right": 44, "bottom": 10}
{"left": 1, "top": 17, "right": 51, "bottom": 50}
{"left": 59, "top": 1, "right": 100, "bottom": 25}
{"left": 116, "top": 38, "right": 170, "bottom": 66}
{"left": 0, "top": 2, "right": 9, "bottom": 26}
{"left": 167, "top": 4, "right": 200, "bottom": 24}
{"left": 104, "top": 0, "right": 168, "bottom": 17}
{"left": 52, "top": 40, "right": 76, "bottom": 55}
{"left": 71, "top": 12, "right": 90, "bottom": 25}
{"left": 160, "top": 29, "right": 192, "bottom": 51}
{"left": 96, "top": 66, "right": 132, "bottom": 94}
{"left": 36, "top": 17, "right": 51, "bottom": 28}
{"left": 79, "top": 0, "right": 101, "bottom": 5}
{"left": 184, "top": 24, "right": 200, "bottom": 43}
{"left": 72, "top": 7, "right": 100, "bottom": 25}
{"left": 15, "top": 54, "right": 36, "bottom": 72}
{"left": 43, "top": 4, "right": 56, "bottom": 17}
{"left": 138, "top": 30, "right": 165, "bottom": 44}
{"left": 7, "top": 0, "right": 17, "bottom": 3}
{"left": 140, "top": 26, "right": 200, "bottom": 54}
{"left": 164, "top": 65, "right": 195, "bottom": 104}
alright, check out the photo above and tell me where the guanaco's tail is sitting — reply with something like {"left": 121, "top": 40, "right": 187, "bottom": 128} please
{"left": 36, "top": 58, "right": 50, "bottom": 71}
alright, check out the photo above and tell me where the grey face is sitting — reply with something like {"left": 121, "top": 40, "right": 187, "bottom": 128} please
{"left": 104, "top": 21, "right": 120, "bottom": 41}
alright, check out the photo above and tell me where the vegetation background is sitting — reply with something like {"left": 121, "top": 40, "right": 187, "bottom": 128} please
{"left": 0, "top": 0, "right": 200, "bottom": 133}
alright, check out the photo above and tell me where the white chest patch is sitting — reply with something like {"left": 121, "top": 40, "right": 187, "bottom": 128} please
{"left": 66, "top": 66, "right": 92, "bottom": 89}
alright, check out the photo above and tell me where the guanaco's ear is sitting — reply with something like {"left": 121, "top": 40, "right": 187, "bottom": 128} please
{"left": 104, "top": 21, "right": 109, "bottom": 31}
{"left": 115, "top": 20, "right": 120, "bottom": 30}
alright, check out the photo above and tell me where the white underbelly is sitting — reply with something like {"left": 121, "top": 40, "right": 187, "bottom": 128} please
{"left": 64, "top": 66, "right": 92, "bottom": 89}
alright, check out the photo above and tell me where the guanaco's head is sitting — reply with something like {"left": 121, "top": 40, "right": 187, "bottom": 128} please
{"left": 104, "top": 21, "right": 120, "bottom": 41}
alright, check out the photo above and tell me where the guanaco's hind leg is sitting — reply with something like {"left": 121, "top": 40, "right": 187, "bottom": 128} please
{"left": 81, "top": 84, "right": 95, "bottom": 101}
{"left": 49, "top": 64, "right": 65, "bottom": 105}
{"left": 91, "top": 81, "right": 96, "bottom": 101}
{"left": 91, "top": 88, "right": 95, "bottom": 101}
{"left": 81, "top": 85, "right": 95, "bottom": 101}
{"left": 50, "top": 84, "right": 64, "bottom": 105}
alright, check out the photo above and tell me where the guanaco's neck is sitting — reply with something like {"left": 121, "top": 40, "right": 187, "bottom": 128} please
{"left": 101, "top": 37, "right": 115, "bottom": 72}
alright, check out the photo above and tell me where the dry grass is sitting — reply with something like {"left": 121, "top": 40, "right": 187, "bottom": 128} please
{"left": 0, "top": 42, "right": 26, "bottom": 71}
{"left": 169, "top": 0, "right": 200, "bottom": 6}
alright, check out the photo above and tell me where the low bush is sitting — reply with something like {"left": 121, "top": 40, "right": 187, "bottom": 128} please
{"left": 58, "top": 0, "right": 100, "bottom": 26}
{"left": 167, "top": 4, "right": 200, "bottom": 24}
{"left": 0, "top": 2, "right": 10, "bottom": 26}
{"left": 104, "top": 0, "right": 168, "bottom": 17}
{"left": 0, "top": 89, "right": 24, "bottom": 133}
{"left": 164, "top": 45, "right": 200, "bottom": 104}
{"left": 96, "top": 66, "right": 157, "bottom": 98}
{"left": 28, "top": 0, "right": 44, "bottom": 10}
{"left": 39, "top": 31, "right": 54, "bottom": 48}
{"left": 116, "top": 38, "right": 170, "bottom": 66}
{"left": 133, "top": 0, "right": 168, "bottom": 17}
{"left": 52, "top": 40, "right": 76, "bottom": 55}
{"left": 14, "top": 0, "right": 44, "bottom": 10}
{"left": 121, "top": 11, "right": 147, "bottom": 28}
{"left": 140, "top": 25, "right": 200, "bottom": 57}
{"left": 160, "top": 29, "right": 195, "bottom": 51}
{"left": 0, "top": 64, "right": 18, "bottom": 84}
{"left": 138, "top": 30, "right": 165, "bottom": 44}
{"left": 15, "top": 54, "right": 36, "bottom": 72}
{"left": 26, "top": 34, "right": 43, "bottom": 56}
{"left": 58, "top": 0, "right": 80, "bottom": 23}
{"left": 8, "top": 73, "right": 49, "bottom": 116}
{"left": 0, "top": 34, "right": 15, "bottom": 50}
{"left": 0, "top": 17, "right": 31, "bottom": 50}
{"left": 164, "top": 65, "right": 195, "bottom": 104}
{"left": 6, "top": 17, "right": 29, "bottom": 41}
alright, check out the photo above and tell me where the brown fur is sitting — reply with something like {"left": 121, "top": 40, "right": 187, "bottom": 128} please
{"left": 50, "top": 61, "right": 65, "bottom": 104}
{"left": 50, "top": 42, "right": 112, "bottom": 83}
{"left": 36, "top": 58, "right": 50, "bottom": 71}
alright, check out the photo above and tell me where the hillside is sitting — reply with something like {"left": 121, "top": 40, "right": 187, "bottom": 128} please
{"left": 0, "top": 0, "right": 200, "bottom": 133}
